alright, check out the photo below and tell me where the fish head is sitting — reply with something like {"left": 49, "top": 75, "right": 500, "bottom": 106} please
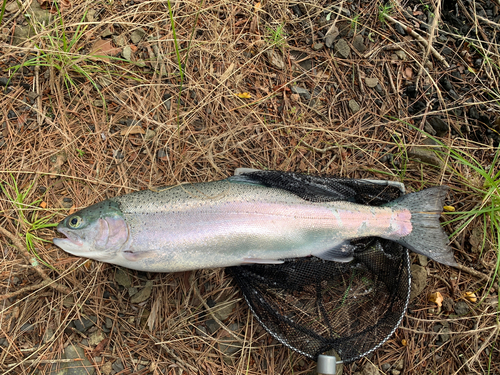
{"left": 53, "top": 200, "right": 129, "bottom": 261}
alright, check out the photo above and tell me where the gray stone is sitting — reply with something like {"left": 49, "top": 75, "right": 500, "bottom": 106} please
{"left": 361, "top": 362, "right": 379, "bottom": 375}
{"left": 213, "top": 301, "right": 237, "bottom": 321}
{"left": 131, "top": 28, "right": 146, "bottom": 44}
{"left": 105, "top": 317, "right": 113, "bottom": 329}
{"left": 74, "top": 316, "right": 97, "bottom": 332}
{"left": 128, "top": 287, "right": 138, "bottom": 297}
{"left": 145, "top": 129, "right": 155, "bottom": 140}
{"left": 365, "top": 77, "right": 379, "bottom": 88}
{"left": 122, "top": 45, "right": 132, "bottom": 60}
{"left": 61, "top": 197, "right": 73, "bottom": 209}
{"left": 454, "top": 300, "right": 469, "bottom": 316}
{"left": 93, "top": 99, "right": 104, "bottom": 107}
{"left": 266, "top": 49, "right": 285, "bottom": 70}
{"left": 408, "top": 147, "right": 443, "bottom": 168}
{"left": 352, "top": 35, "right": 366, "bottom": 53}
{"left": 43, "top": 328, "right": 54, "bottom": 343}
{"left": 335, "top": 39, "right": 351, "bottom": 58}
{"left": 427, "top": 117, "right": 449, "bottom": 137}
{"left": 130, "top": 280, "right": 153, "bottom": 303}
{"left": 206, "top": 319, "right": 220, "bottom": 334}
{"left": 395, "top": 50, "right": 407, "bottom": 60}
{"left": 423, "top": 121, "right": 437, "bottom": 136}
{"left": 115, "top": 268, "right": 131, "bottom": 288}
{"left": 410, "top": 264, "right": 427, "bottom": 300}
{"left": 219, "top": 340, "right": 241, "bottom": 355}
{"left": 88, "top": 330, "right": 105, "bottom": 346}
{"left": 5, "top": 2, "right": 19, "bottom": 12}
{"left": 61, "top": 344, "right": 95, "bottom": 375}
{"left": 112, "top": 34, "right": 127, "bottom": 47}
{"left": 101, "top": 27, "right": 113, "bottom": 38}
{"left": 101, "top": 362, "right": 112, "bottom": 375}
{"left": 417, "top": 254, "right": 428, "bottom": 267}
{"left": 112, "top": 359, "right": 124, "bottom": 373}
{"left": 312, "top": 42, "right": 324, "bottom": 51}
{"left": 13, "top": 25, "right": 33, "bottom": 46}
{"left": 291, "top": 86, "right": 311, "bottom": 100}
{"left": 348, "top": 99, "right": 360, "bottom": 113}
{"left": 86, "top": 9, "right": 97, "bottom": 23}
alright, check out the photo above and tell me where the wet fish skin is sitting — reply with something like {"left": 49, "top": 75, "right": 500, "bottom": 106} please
{"left": 53, "top": 174, "right": 457, "bottom": 271}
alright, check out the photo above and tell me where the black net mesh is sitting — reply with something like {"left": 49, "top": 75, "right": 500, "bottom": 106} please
{"left": 228, "top": 171, "right": 412, "bottom": 363}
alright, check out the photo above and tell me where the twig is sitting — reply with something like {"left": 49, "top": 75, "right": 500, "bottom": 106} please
{"left": 453, "top": 263, "right": 491, "bottom": 281}
{"left": 384, "top": 14, "right": 450, "bottom": 68}
{"left": 0, "top": 226, "right": 72, "bottom": 296}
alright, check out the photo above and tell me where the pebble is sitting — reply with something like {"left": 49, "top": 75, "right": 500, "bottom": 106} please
{"left": 59, "top": 344, "right": 95, "bottom": 375}
{"left": 157, "top": 149, "right": 167, "bottom": 158}
{"left": 335, "top": 38, "right": 351, "bottom": 58}
{"left": 352, "top": 35, "right": 366, "bottom": 53}
{"left": 361, "top": 362, "right": 379, "bottom": 375}
{"left": 365, "top": 77, "right": 379, "bottom": 88}
{"left": 408, "top": 147, "right": 443, "bottom": 168}
{"left": 395, "top": 23, "right": 406, "bottom": 36}
{"left": 206, "top": 319, "right": 220, "bottom": 334}
{"left": 291, "top": 86, "right": 311, "bottom": 100}
{"left": 417, "top": 254, "right": 428, "bottom": 267}
{"left": 410, "top": 264, "right": 427, "bottom": 301}
{"left": 427, "top": 117, "right": 449, "bottom": 137}
{"left": 212, "top": 301, "right": 237, "bottom": 321}
{"left": 130, "top": 280, "right": 153, "bottom": 303}
{"left": 115, "top": 268, "right": 131, "bottom": 288}
{"left": 122, "top": 45, "right": 132, "bottom": 60}
{"left": 395, "top": 50, "right": 407, "bottom": 60}
{"left": 73, "top": 316, "right": 97, "bottom": 332}
{"left": 101, "top": 27, "right": 113, "bottom": 38}
{"left": 454, "top": 300, "right": 469, "bottom": 316}
{"left": 312, "top": 42, "right": 324, "bottom": 51}
{"left": 105, "top": 317, "right": 113, "bottom": 329}
{"left": 112, "top": 359, "right": 124, "bottom": 373}
{"left": 348, "top": 99, "right": 360, "bottom": 113}
{"left": 61, "top": 197, "right": 73, "bottom": 209}
{"left": 101, "top": 362, "right": 113, "bottom": 375}
{"left": 88, "top": 330, "right": 105, "bottom": 346}
{"left": 131, "top": 28, "right": 146, "bottom": 44}
{"left": 112, "top": 34, "right": 127, "bottom": 47}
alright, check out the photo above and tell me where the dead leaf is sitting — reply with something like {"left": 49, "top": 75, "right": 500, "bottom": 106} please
{"left": 405, "top": 67, "right": 413, "bottom": 79}
{"left": 254, "top": 2, "right": 261, "bottom": 11}
{"left": 236, "top": 92, "right": 252, "bottom": 99}
{"left": 68, "top": 205, "right": 76, "bottom": 215}
{"left": 49, "top": 152, "right": 68, "bottom": 178}
{"left": 413, "top": 10, "right": 424, "bottom": 16}
{"left": 40, "top": 201, "right": 47, "bottom": 209}
{"left": 463, "top": 292, "right": 477, "bottom": 303}
{"left": 91, "top": 39, "right": 122, "bottom": 59}
{"left": 120, "top": 125, "right": 145, "bottom": 136}
{"left": 429, "top": 291, "right": 443, "bottom": 308}
{"left": 17, "top": 113, "right": 28, "bottom": 127}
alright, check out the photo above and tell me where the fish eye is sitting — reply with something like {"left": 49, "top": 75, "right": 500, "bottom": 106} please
{"left": 68, "top": 216, "right": 83, "bottom": 228}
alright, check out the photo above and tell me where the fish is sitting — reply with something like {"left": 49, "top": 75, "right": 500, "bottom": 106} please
{"left": 53, "top": 170, "right": 457, "bottom": 272}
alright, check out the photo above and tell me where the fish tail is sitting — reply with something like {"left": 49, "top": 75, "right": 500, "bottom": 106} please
{"left": 388, "top": 186, "right": 457, "bottom": 266}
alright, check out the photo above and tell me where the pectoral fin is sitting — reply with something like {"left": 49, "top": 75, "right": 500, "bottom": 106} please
{"left": 123, "top": 250, "right": 158, "bottom": 262}
{"left": 313, "top": 241, "right": 356, "bottom": 263}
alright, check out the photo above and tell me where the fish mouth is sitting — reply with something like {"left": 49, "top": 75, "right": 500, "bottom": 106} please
{"left": 53, "top": 227, "right": 83, "bottom": 247}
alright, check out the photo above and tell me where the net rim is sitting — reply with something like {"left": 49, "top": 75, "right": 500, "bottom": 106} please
{"left": 240, "top": 249, "right": 412, "bottom": 363}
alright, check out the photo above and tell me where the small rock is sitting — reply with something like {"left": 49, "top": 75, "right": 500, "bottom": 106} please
{"left": 454, "top": 300, "right": 469, "bottom": 316}
{"left": 101, "top": 27, "right": 113, "bottom": 38}
{"left": 101, "top": 362, "right": 113, "bottom": 375}
{"left": 348, "top": 99, "right": 360, "bottom": 113}
{"left": 5, "top": 2, "right": 19, "bottom": 12}
{"left": 61, "top": 197, "right": 73, "bottom": 209}
{"left": 112, "top": 34, "right": 127, "bottom": 47}
{"left": 395, "top": 50, "right": 406, "bottom": 60}
{"left": 395, "top": 359, "right": 404, "bottom": 371}
{"left": 112, "top": 359, "right": 124, "bottom": 373}
{"left": 27, "top": 91, "right": 39, "bottom": 101}
{"left": 291, "top": 86, "right": 311, "bottom": 100}
{"left": 131, "top": 28, "right": 146, "bottom": 44}
{"left": 105, "top": 317, "right": 113, "bottom": 329}
{"left": 324, "top": 25, "right": 339, "bottom": 48}
{"left": 392, "top": 370, "right": 401, "bottom": 375}
{"left": 381, "top": 363, "right": 391, "bottom": 371}
{"left": 352, "top": 35, "right": 366, "bottom": 53}
{"left": 128, "top": 287, "right": 138, "bottom": 297}
{"left": 365, "top": 77, "right": 379, "bottom": 88}
{"left": 13, "top": 25, "right": 33, "bottom": 46}
{"left": 86, "top": 9, "right": 97, "bottom": 22}
{"left": 213, "top": 301, "right": 237, "bottom": 321}
{"left": 113, "top": 150, "right": 124, "bottom": 160}
{"left": 335, "top": 38, "right": 351, "bottom": 58}
{"left": 115, "top": 268, "right": 131, "bottom": 288}
{"left": 145, "top": 129, "right": 155, "bottom": 140}
{"left": 361, "top": 362, "right": 379, "bottom": 375}
{"left": 206, "top": 319, "right": 220, "bottom": 334}
{"left": 74, "top": 316, "right": 97, "bottom": 332}
{"left": 442, "top": 297, "right": 454, "bottom": 313}
{"left": 395, "top": 23, "right": 406, "bottom": 36}
{"left": 88, "top": 330, "right": 105, "bottom": 346}
{"left": 130, "top": 280, "right": 153, "bottom": 303}
{"left": 93, "top": 99, "right": 104, "bottom": 107}
{"left": 63, "top": 343, "right": 95, "bottom": 375}
{"left": 122, "top": 45, "right": 132, "bottom": 60}
{"left": 21, "top": 323, "right": 35, "bottom": 332}
{"left": 410, "top": 264, "right": 427, "bottom": 300}
{"left": 219, "top": 340, "right": 241, "bottom": 356}
{"left": 312, "top": 42, "right": 324, "bottom": 51}
{"left": 427, "top": 117, "right": 449, "bottom": 137}
{"left": 266, "top": 49, "right": 285, "bottom": 70}
{"left": 157, "top": 149, "right": 167, "bottom": 158}
{"left": 423, "top": 121, "right": 437, "bottom": 136}
{"left": 408, "top": 147, "right": 443, "bottom": 168}
{"left": 417, "top": 254, "right": 428, "bottom": 267}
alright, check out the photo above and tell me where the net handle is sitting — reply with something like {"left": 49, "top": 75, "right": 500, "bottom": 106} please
{"left": 317, "top": 354, "right": 343, "bottom": 375}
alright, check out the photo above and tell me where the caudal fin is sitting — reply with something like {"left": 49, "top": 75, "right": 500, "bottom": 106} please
{"left": 388, "top": 186, "right": 457, "bottom": 267}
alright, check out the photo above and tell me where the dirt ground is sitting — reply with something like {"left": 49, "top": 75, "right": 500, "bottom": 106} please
{"left": 1, "top": 0, "right": 499, "bottom": 374}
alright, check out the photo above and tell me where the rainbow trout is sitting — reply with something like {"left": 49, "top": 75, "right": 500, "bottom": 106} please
{"left": 53, "top": 170, "right": 457, "bottom": 271}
